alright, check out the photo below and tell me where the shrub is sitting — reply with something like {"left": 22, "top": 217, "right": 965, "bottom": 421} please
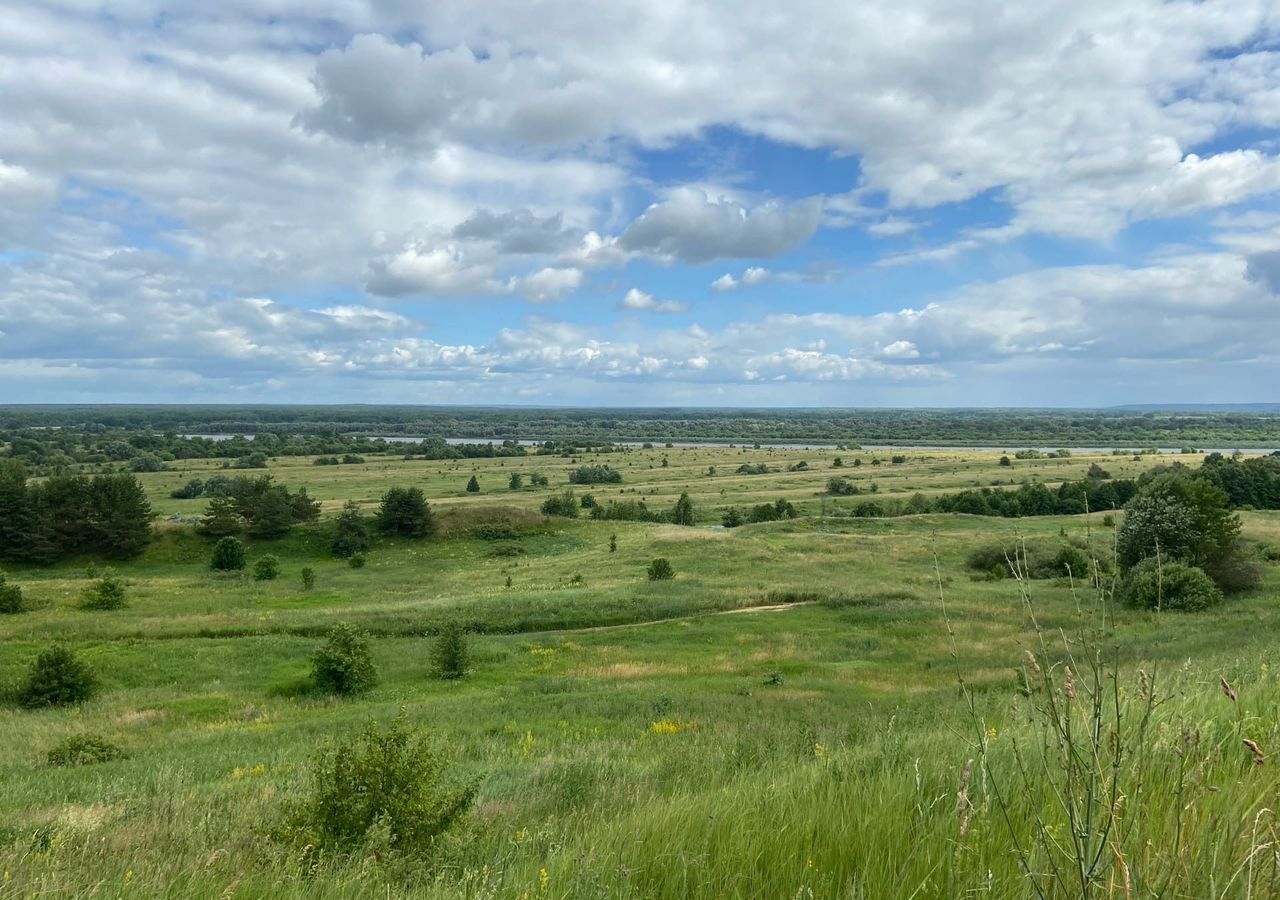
{"left": 17, "top": 646, "right": 98, "bottom": 708}
{"left": 341, "top": 454, "right": 364, "bottom": 465}
{"left": 1120, "top": 559, "right": 1223, "bottom": 611}
{"left": 826, "top": 476, "right": 861, "bottom": 496}
{"left": 81, "top": 569, "right": 127, "bottom": 610}
{"left": 210, "top": 536, "right": 246, "bottom": 571}
{"left": 170, "top": 479, "right": 205, "bottom": 499}
{"left": 128, "top": 454, "right": 166, "bottom": 472}
{"left": 965, "top": 540, "right": 1097, "bottom": 580}
{"left": 568, "top": 464, "right": 622, "bottom": 485}
{"left": 234, "top": 452, "right": 269, "bottom": 469}
{"left": 314, "top": 456, "right": 340, "bottom": 466}
{"left": 508, "top": 472, "right": 523, "bottom": 490}
{"left": 47, "top": 733, "right": 125, "bottom": 767}
{"left": 431, "top": 623, "right": 469, "bottom": 680}
{"left": 0, "top": 573, "right": 27, "bottom": 614}
{"left": 1201, "top": 555, "right": 1263, "bottom": 595}
{"left": 301, "top": 567, "right": 316, "bottom": 591}
{"left": 312, "top": 624, "right": 377, "bottom": 695}
{"left": 541, "top": 490, "right": 579, "bottom": 518}
{"left": 670, "top": 492, "right": 695, "bottom": 525}
{"left": 253, "top": 555, "right": 281, "bottom": 581}
{"left": 471, "top": 523, "right": 518, "bottom": 541}
{"left": 465, "top": 475, "right": 480, "bottom": 493}
{"left": 284, "top": 715, "right": 475, "bottom": 855}
{"left": 349, "top": 553, "right": 366, "bottom": 569}
{"left": 647, "top": 557, "right": 675, "bottom": 581}
{"left": 722, "top": 507, "right": 743, "bottom": 528}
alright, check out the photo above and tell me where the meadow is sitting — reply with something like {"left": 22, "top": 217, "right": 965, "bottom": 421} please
{"left": 2, "top": 445, "right": 1279, "bottom": 898}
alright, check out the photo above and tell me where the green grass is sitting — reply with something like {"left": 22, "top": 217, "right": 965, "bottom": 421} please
{"left": 2, "top": 449, "right": 1279, "bottom": 898}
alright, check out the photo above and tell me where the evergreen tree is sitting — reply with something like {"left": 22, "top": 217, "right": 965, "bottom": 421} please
{"left": 331, "top": 501, "right": 370, "bottom": 558}
{"left": 377, "top": 487, "right": 434, "bottom": 538}
{"left": 721, "top": 507, "right": 743, "bottom": 528}
{"left": 0, "top": 572, "right": 28, "bottom": 614}
{"left": 90, "top": 474, "right": 153, "bottom": 558}
{"left": 508, "top": 472, "right": 523, "bottom": 490}
{"left": 18, "top": 646, "right": 98, "bottom": 708}
{"left": 81, "top": 569, "right": 127, "bottom": 610}
{"left": 466, "top": 475, "right": 480, "bottom": 493}
{"left": 431, "top": 623, "right": 469, "bottom": 680}
{"left": 290, "top": 488, "right": 322, "bottom": 523}
{"left": 0, "top": 461, "right": 36, "bottom": 561}
{"left": 201, "top": 495, "right": 243, "bottom": 537}
{"left": 249, "top": 487, "right": 294, "bottom": 538}
{"left": 670, "top": 491, "right": 695, "bottom": 526}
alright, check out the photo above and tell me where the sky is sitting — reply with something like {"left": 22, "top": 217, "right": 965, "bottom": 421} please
{"left": 1, "top": 1, "right": 1280, "bottom": 407}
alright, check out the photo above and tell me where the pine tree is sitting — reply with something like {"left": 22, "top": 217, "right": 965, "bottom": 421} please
{"left": 377, "top": 487, "right": 434, "bottom": 538}
{"left": 466, "top": 475, "right": 480, "bottom": 493}
{"left": 201, "top": 495, "right": 243, "bottom": 537}
{"left": 431, "top": 623, "right": 469, "bottom": 680}
{"left": 90, "top": 474, "right": 153, "bottom": 558}
{"left": 249, "top": 487, "right": 294, "bottom": 539}
{"left": 0, "top": 461, "right": 36, "bottom": 561}
{"left": 331, "top": 501, "right": 370, "bottom": 558}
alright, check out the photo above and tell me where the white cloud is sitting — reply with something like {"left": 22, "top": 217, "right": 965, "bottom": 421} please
{"left": 617, "top": 189, "right": 823, "bottom": 262}
{"left": 617, "top": 288, "right": 689, "bottom": 314}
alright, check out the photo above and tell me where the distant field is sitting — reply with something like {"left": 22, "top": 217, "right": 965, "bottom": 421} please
{"left": 2, "top": 447, "right": 1279, "bottom": 898}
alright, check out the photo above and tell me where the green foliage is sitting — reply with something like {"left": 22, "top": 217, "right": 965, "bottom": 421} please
{"left": 827, "top": 476, "right": 861, "bottom": 496}
{"left": 568, "top": 464, "right": 622, "bottom": 484}
{"left": 1120, "top": 558, "right": 1224, "bottom": 611}
{"left": 471, "top": 523, "right": 518, "bottom": 541}
{"left": 736, "top": 463, "right": 773, "bottom": 475}
{"left": 465, "top": 475, "right": 480, "bottom": 493}
{"left": 300, "top": 567, "right": 316, "bottom": 591}
{"left": 170, "top": 479, "right": 205, "bottom": 499}
{"left": 1118, "top": 473, "right": 1241, "bottom": 578}
{"left": 721, "top": 507, "right": 744, "bottom": 528}
{"left": 377, "top": 487, "right": 434, "bottom": 538}
{"left": 200, "top": 495, "right": 243, "bottom": 536}
{"left": 80, "top": 569, "right": 127, "bottom": 610}
{"left": 17, "top": 645, "right": 98, "bottom": 708}
{"left": 253, "top": 555, "right": 281, "bottom": 581}
{"left": 540, "top": 489, "right": 580, "bottom": 518}
{"left": 233, "top": 452, "right": 269, "bottom": 469}
{"left": 349, "top": 554, "right": 366, "bottom": 569}
{"left": 608, "top": 533, "right": 617, "bottom": 552}
{"left": 670, "top": 491, "right": 695, "bottom": 526}
{"left": 430, "top": 623, "right": 469, "bottom": 680}
{"left": 47, "top": 733, "right": 125, "bottom": 767}
{"left": 284, "top": 714, "right": 474, "bottom": 856}
{"left": 128, "top": 453, "right": 167, "bottom": 472}
{"left": 331, "top": 501, "right": 371, "bottom": 558}
{"left": 0, "top": 572, "right": 27, "bottom": 614}
{"left": 210, "top": 536, "right": 246, "bottom": 571}
{"left": 966, "top": 540, "right": 1096, "bottom": 580}
{"left": 508, "top": 472, "right": 523, "bottom": 490}
{"left": 248, "top": 486, "right": 294, "bottom": 538}
{"left": 647, "top": 557, "right": 675, "bottom": 580}
{"left": 312, "top": 623, "right": 378, "bottom": 695}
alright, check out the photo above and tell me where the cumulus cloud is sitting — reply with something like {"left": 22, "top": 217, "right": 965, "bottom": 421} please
{"left": 617, "top": 189, "right": 823, "bottom": 262}
{"left": 617, "top": 288, "right": 689, "bottom": 314}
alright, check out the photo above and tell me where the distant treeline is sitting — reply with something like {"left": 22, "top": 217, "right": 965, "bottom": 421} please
{"left": 2, "top": 405, "right": 1280, "bottom": 446}
{"left": 831, "top": 452, "right": 1280, "bottom": 519}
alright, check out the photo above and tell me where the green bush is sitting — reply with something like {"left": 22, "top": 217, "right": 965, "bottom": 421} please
{"left": 210, "top": 536, "right": 246, "bottom": 571}
{"left": 465, "top": 475, "right": 480, "bottom": 493}
{"left": 377, "top": 487, "right": 435, "bottom": 538}
{"left": 0, "top": 573, "right": 28, "bottom": 614}
{"left": 253, "top": 555, "right": 281, "bottom": 581}
{"left": 80, "top": 570, "right": 127, "bottom": 610}
{"left": 540, "top": 490, "right": 579, "bottom": 518}
{"left": 965, "top": 540, "right": 1098, "bottom": 580}
{"left": 330, "top": 501, "right": 370, "bottom": 559}
{"left": 431, "top": 623, "right": 469, "bottom": 680}
{"left": 17, "top": 646, "right": 98, "bottom": 708}
{"left": 647, "top": 558, "right": 675, "bottom": 581}
{"left": 284, "top": 715, "right": 475, "bottom": 856}
{"left": 471, "top": 523, "right": 518, "bottom": 541}
{"left": 312, "top": 624, "right": 378, "bottom": 695}
{"left": 301, "top": 567, "right": 316, "bottom": 591}
{"left": 568, "top": 464, "right": 622, "bottom": 484}
{"left": 1120, "top": 559, "right": 1224, "bottom": 611}
{"left": 47, "top": 733, "right": 125, "bottom": 767}
{"left": 348, "top": 553, "right": 366, "bottom": 569}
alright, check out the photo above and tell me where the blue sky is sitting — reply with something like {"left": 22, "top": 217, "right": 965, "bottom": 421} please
{"left": 1, "top": 0, "right": 1279, "bottom": 406}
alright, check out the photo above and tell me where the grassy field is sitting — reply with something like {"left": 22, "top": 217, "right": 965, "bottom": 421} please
{"left": 2, "top": 447, "right": 1279, "bottom": 898}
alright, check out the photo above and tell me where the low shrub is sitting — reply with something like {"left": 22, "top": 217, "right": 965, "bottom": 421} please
{"left": 312, "top": 624, "right": 378, "bottom": 695}
{"left": 471, "top": 523, "right": 518, "bottom": 541}
{"left": 966, "top": 539, "right": 1099, "bottom": 580}
{"left": 647, "top": 558, "right": 675, "bottom": 581}
{"left": 431, "top": 623, "right": 469, "bottom": 680}
{"left": 253, "top": 555, "right": 281, "bottom": 581}
{"left": 17, "top": 646, "right": 98, "bottom": 708}
{"left": 0, "top": 573, "right": 28, "bottom": 614}
{"left": 1120, "top": 559, "right": 1224, "bottom": 612}
{"left": 348, "top": 554, "right": 366, "bottom": 569}
{"left": 80, "top": 570, "right": 127, "bottom": 610}
{"left": 47, "top": 734, "right": 125, "bottom": 767}
{"left": 540, "top": 490, "right": 579, "bottom": 518}
{"left": 210, "top": 536, "right": 246, "bottom": 571}
{"left": 283, "top": 715, "right": 475, "bottom": 856}
{"left": 301, "top": 567, "right": 316, "bottom": 591}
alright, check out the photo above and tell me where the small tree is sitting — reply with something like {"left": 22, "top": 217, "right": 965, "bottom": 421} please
{"left": 670, "top": 492, "right": 695, "bottom": 526}
{"left": 431, "top": 623, "right": 469, "bottom": 680}
{"left": 377, "top": 487, "right": 434, "bottom": 538}
{"left": 331, "top": 501, "right": 370, "bottom": 558}
{"left": 508, "top": 472, "right": 523, "bottom": 490}
{"left": 18, "top": 646, "right": 98, "bottom": 708}
{"left": 466, "top": 475, "right": 480, "bottom": 493}
{"left": 284, "top": 714, "right": 474, "bottom": 855}
{"left": 210, "top": 536, "right": 246, "bottom": 571}
{"left": 647, "top": 558, "right": 675, "bottom": 581}
{"left": 81, "top": 569, "right": 127, "bottom": 610}
{"left": 248, "top": 487, "right": 294, "bottom": 539}
{"left": 253, "top": 555, "right": 281, "bottom": 581}
{"left": 1120, "top": 559, "right": 1224, "bottom": 612}
{"left": 301, "top": 567, "right": 316, "bottom": 591}
{"left": 312, "top": 623, "right": 377, "bottom": 695}
{"left": 540, "top": 490, "right": 579, "bottom": 517}
{"left": 609, "top": 533, "right": 617, "bottom": 552}
{"left": 0, "top": 572, "right": 27, "bottom": 614}
{"left": 722, "top": 507, "right": 744, "bottom": 528}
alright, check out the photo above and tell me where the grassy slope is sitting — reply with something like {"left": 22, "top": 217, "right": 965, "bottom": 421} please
{"left": 1, "top": 448, "right": 1278, "bottom": 898}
